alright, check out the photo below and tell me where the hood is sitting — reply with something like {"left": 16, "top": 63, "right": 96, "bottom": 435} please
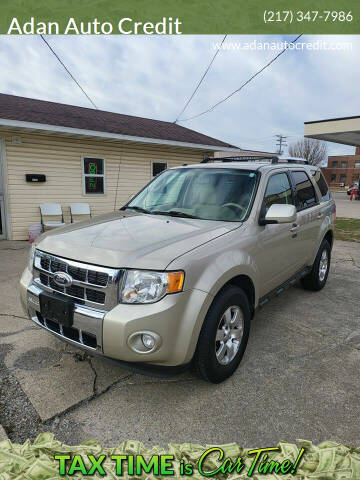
{"left": 36, "top": 211, "right": 240, "bottom": 270}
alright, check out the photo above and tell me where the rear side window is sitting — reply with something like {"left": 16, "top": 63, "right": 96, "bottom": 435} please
{"left": 263, "top": 173, "right": 293, "bottom": 212}
{"left": 291, "top": 171, "right": 317, "bottom": 211}
{"left": 311, "top": 170, "right": 330, "bottom": 202}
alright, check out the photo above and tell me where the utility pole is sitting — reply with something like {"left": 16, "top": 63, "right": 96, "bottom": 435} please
{"left": 275, "top": 135, "right": 287, "bottom": 155}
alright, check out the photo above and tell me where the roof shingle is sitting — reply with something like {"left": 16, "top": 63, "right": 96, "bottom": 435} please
{"left": 0, "top": 93, "right": 237, "bottom": 149}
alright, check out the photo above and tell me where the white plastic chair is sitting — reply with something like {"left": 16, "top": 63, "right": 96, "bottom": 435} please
{"left": 40, "top": 203, "right": 65, "bottom": 230}
{"left": 70, "top": 203, "right": 91, "bottom": 223}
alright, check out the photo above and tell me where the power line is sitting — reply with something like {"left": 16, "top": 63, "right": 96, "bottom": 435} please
{"left": 174, "top": 34, "right": 227, "bottom": 123}
{"left": 40, "top": 35, "right": 98, "bottom": 110}
{"left": 178, "top": 34, "right": 303, "bottom": 123}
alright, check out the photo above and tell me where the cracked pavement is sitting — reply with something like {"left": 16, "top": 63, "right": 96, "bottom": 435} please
{"left": 0, "top": 238, "right": 359, "bottom": 447}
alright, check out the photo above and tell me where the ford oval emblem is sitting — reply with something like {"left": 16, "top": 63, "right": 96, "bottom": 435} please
{"left": 53, "top": 272, "right": 73, "bottom": 287}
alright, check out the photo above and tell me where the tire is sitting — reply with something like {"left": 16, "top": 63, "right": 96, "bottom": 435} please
{"left": 193, "top": 285, "right": 251, "bottom": 383}
{"left": 301, "top": 239, "right": 331, "bottom": 291}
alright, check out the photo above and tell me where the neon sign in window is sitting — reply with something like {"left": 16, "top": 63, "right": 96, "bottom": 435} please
{"left": 83, "top": 158, "right": 105, "bottom": 194}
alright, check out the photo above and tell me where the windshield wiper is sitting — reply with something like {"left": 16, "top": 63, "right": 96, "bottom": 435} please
{"left": 151, "top": 210, "right": 199, "bottom": 219}
{"left": 123, "top": 206, "right": 198, "bottom": 219}
{"left": 123, "top": 206, "right": 151, "bottom": 214}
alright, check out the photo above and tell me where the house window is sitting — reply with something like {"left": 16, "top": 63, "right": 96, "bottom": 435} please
{"left": 330, "top": 174, "right": 336, "bottom": 183}
{"left": 152, "top": 162, "right": 167, "bottom": 177}
{"left": 355, "top": 162, "right": 360, "bottom": 168}
{"left": 332, "top": 161, "right": 338, "bottom": 168}
{"left": 339, "top": 174, "right": 346, "bottom": 184}
{"left": 83, "top": 157, "right": 105, "bottom": 194}
{"left": 341, "top": 161, "right": 347, "bottom": 168}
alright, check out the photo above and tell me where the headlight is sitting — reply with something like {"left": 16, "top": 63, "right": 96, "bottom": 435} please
{"left": 28, "top": 244, "right": 36, "bottom": 272}
{"left": 120, "top": 270, "right": 184, "bottom": 304}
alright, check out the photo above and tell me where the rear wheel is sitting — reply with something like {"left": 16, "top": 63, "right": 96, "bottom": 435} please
{"left": 193, "top": 286, "right": 251, "bottom": 383}
{"left": 301, "top": 239, "right": 331, "bottom": 291}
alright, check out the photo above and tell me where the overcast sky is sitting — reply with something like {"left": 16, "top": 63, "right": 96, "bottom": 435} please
{"left": 0, "top": 34, "right": 358, "bottom": 156}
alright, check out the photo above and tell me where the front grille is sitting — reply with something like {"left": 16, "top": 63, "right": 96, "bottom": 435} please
{"left": 50, "top": 260, "right": 67, "bottom": 273}
{"left": 41, "top": 256, "right": 109, "bottom": 287}
{"left": 67, "top": 284, "right": 85, "bottom": 299}
{"left": 40, "top": 257, "right": 50, "bottom": 270}
{"left": 49, "top": 277, "right": 64, "bottom": 293}
{"left": 34, "top": 252, "right": 121, "bottom": 309}
{"left": 39, "top": 272, "right": 104, "bottom": 305}
{"left": 88, "top": 270, "right": 108, "bottom": 286}
{"left": 86, "top": 289, "right": 105, "bottom": 304}
{"left": 39, "top": 272, "right": 49, "bottom": 286}
{"left": 68, "top": 265, "right": 87, "bottom": 282}
{"left": 36, "top": 312, "right": 97, "bottom": 349}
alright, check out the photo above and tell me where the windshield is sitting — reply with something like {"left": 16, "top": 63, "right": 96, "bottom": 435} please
{"left": 126, "top": 168, "right": 259, "bottom": 222}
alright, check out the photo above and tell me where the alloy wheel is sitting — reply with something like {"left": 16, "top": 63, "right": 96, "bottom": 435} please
{"left": 319, "top": 249, "right": 328, "bottom": 282}
{"left": 215, "top": 306, "right": 244, "bottom": 365}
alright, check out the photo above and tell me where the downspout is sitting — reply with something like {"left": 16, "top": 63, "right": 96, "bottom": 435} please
{"left": 0, "top": 137, "right": 11, "bottom": 240}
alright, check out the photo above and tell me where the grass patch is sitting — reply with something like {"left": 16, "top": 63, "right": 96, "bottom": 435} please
{"left": 335, "top": 217, "right": 360, "bottom": 243}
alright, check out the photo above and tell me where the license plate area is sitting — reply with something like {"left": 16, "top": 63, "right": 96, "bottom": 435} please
{"left": 39, "top": 292, "right": 74, "bottom": 327}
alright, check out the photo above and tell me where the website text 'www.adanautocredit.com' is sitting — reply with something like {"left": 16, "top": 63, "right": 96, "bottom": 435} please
{"left": 212, "top": 39, "right": 353, "bottom": 52}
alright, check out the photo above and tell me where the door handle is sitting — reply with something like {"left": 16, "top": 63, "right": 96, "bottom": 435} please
{"left": 290, "top": 223, "right": 299, "bottom": 232}
{"left": 317, "top": 212, "right": 323, "bottom": 219}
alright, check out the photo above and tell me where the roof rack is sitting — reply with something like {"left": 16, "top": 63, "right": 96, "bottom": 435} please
{"left": 202, "top": 155, "right": 309, "bottom": 165}
{"left": 275, "top": 156, "right": 309, "bottom": 165}
{"left": 202, "top": 155, "right": 277, "bottom": 163}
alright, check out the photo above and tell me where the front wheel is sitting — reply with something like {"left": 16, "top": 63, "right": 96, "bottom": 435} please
{"left": 301, "top": 239, "right": 331, "bottom": 291}
{"left": 193, "top": 286, "right": 251, "bottom": 383}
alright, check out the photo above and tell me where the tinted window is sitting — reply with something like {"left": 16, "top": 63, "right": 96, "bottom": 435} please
{"left": 312, "top": 170, "right": 330, "bottom": 202}
{"left": 291, "top": 171, "right": 317, "bottom": 211}
{"left": 263, "top": 173, "right": 293, "bottom": 212}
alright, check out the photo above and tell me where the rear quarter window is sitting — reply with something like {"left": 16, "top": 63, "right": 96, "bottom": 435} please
{"left": 291, "top": 170, "right": 318, "bottom": 211}
{"left": 311, "top": 169, "right": 331, "bottom": 202}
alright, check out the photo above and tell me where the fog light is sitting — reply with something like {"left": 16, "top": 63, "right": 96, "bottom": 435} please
{"left": 127, "top": 331, "right": 161, "bottom": 354}
{"left": 142, "top": 333, "right": 155, "bottom": 350}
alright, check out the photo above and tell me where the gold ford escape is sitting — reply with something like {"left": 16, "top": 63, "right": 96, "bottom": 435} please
{"left": 20, "top": 159, "right": 335, "bottom": 383}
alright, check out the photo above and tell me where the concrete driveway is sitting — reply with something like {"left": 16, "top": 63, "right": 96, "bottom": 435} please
{"left": 0, "top": 240, "right": 359, "bottom": 447}
{"left": 333, "top": 191, "right": 360, "bottom": 219}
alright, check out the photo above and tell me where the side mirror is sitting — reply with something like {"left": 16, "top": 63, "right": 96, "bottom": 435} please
{"left": 260, "top": 204, "right": 297, "bottom": 225}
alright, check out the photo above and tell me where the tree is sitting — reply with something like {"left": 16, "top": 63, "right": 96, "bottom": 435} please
{"left": 288, "top": 138, "right": 328, "bottom": 166}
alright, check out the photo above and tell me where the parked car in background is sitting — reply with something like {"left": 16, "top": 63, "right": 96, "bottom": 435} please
{"left": 20, "top": 159, "right": 335, "bottom": 383}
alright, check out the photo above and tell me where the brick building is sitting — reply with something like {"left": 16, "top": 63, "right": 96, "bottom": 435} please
{"left": 321, "top": 146, "right": 360, "bottom": 187}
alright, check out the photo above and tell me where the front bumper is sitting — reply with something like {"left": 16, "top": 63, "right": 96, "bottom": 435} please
{"left": 20, "top": 267, "right": 212, "bottom": 367}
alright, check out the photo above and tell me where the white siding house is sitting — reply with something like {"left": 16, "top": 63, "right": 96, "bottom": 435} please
{"left": 0, "top": 94, "right": 239, "bottom": 240}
